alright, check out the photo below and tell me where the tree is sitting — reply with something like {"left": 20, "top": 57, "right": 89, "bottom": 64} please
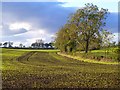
{"left": 8, "top": 42, "right": 13, "bottom": 47}
{"left": 3, "top": 42, "right": 8, "bottom": 47}
{"left": 55, "top": 24, "right": 77, "bottom": 52}
{"left": 2, "top": 42, "right": 13, "bottom": 48}
{"left": 68, "top": 3, "right": 108, "bottom": 53}
{"left": 49, "top": 42, "right": 54, "bottom": 48}
{"left": 101, "top": 30, "right": 114, "bottom": 58}
{"left": 55, "top": 26, "right": 69, "bottom": 52}
{"left": 0, "top": 43, "right": 2, "bottom": 47}
{"left": 101, "top": 30, "right": 114, "bottom": 48}
{"left": 110, "top": 41, "right": 116, "bottom": 47}
{"left": 31, "top": 43, "right": 35, "bottom": 48}
{"left": 31, "top": 39, "right": 44, "bottom": 48}
{"left": 55, "top": 3, "right": 108, "bottom": 53}
{"left": 19, "top": 43, "right": 23, "bottom": 48}
{"left": 49, "top": 41, "right": 55, "bottom": 48}
{"left": 44, "top": 43, "right": 50, "bottom": 48}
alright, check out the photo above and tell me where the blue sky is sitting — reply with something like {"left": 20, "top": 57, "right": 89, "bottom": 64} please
{"left": 1, "top": 0, "right": 119, "bottom": 46}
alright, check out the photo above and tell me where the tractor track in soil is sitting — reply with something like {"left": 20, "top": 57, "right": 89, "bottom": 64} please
{"left": 15, "top": 51, "right": 36, "bottom": 64}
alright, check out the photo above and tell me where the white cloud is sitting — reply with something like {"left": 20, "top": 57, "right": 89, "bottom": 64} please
{"left": 38, "top": 30, "right": 46, "bottom": 35}
{"left": 24, "top": 29, "right": 47, "bottom": 37}
{"left": 50, "top": 34, "right": 56, "bottom": 38}
{"left": 9, "top": 22, "right": 31, "bottom": 30}
{"left": 10, "top": 28, "right": 54, "bottom": 46}
{"left": 0, "top": 25, "right": 2, "bottom": 42}
{"left": 0, "top": 25, "right": 2, "bottom": 30}
{"left": 25, "top": 30, "right": 54, "bottom": 44}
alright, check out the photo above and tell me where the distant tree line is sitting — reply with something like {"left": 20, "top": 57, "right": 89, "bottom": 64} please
{"left": 0, "top": 39, "right": 54, "bottom": 49}
{"left": 31, "top": 39, "right": 54, "bottom": 49}
{"left": 0, "top": 42, "right": 13, "bottom": 48}
{"left": 55, "top": 3, "right": 118, "bottom": 53}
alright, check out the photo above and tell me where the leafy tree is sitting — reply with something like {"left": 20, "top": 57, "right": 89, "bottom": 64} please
{"left": 44, "top": 43, "right": 49, "bottom": 48}
{"left": 31, "top": 43, "right": 36, "bottom": 48}
{"left": 2, "top": 42, "right": 13, "bottom": 48}
{"left": 8, "top": 42, "right": 13, "bottom": 47}
{"left": 118, "top": 41, "right": 120, "bottom": 47}
{"left": 110, "top": 41, "right": 116, "bottom": 47}
{"left": 3, "top": 42, "right": 8, "bottom": 47}
{"left": 68, "top": 3, "right": 108, "bottom": 53}
{"left": 48, "top": 42, "right": 53, "bottom": 48}
{"left": 101, "top": 30, "right": 114, "bottom": 57}
{"left": 55, "top": 3, "right": 108, "bottom": 53}
{"left": 31, "top": 39, "right": 44, "bottom": 48}
{"left": 55, "top": 26, "right": 69, "bottom": 52}
{"left": 19, "top": 43, "right": 23, "bottom": 48}
{"left": 0, "top": 43, "right": 2, "bottom": 47}
{"left": 49, "top": 42, "right": 55, "bottom": 48}
{"left": 55, "top": 23, "right": 78, "bottom": 52}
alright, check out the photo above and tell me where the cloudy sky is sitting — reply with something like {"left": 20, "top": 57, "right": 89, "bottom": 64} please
{"left": 1, "top": 0, "right": 119, "bottom": 46}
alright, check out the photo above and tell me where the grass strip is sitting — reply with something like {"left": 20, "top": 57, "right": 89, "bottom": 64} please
{"left": 57, "top": 52, "right": 119, "bottom": 65}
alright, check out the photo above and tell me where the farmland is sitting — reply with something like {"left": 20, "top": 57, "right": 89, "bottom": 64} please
{"left": 1, "top": 48, "right": 120, "bottom": 88}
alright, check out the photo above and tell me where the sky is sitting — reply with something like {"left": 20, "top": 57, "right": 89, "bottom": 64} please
{"left": 0, "top": 0, "right": 119, "bottom": 47}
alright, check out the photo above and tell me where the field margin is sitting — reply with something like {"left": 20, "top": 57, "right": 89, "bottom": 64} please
{"left": 57, "top": 52, "right": 119, "bottom": 65}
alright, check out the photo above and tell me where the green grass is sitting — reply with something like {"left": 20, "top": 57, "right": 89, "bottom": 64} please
{"left": 72, "top": 47, "right": 120, "bottom": 63}
{"left": 58, "top": 52, "right": 119, "bottom": 65}
{"left": 1, "top": 48, "right": 120, "bottom": 88}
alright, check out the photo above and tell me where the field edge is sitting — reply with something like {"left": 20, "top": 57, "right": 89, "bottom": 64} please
{"left": 57, "top": 52, "right": 120, "bottom": 65}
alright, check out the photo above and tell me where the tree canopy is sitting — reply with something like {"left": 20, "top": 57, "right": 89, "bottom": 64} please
{"left": 55, "top": 3, "right": 111, "bottom": 53}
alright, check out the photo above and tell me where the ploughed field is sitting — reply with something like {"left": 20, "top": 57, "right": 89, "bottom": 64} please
{"left": 1, "top": 49, "right": 120, "bottom": 88}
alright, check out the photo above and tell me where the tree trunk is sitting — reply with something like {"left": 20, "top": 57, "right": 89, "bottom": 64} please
{"left": 85, "top": 39, "right": 89, "bottom": 53}
{"left": 70, "top": 47, "right": 73, "bottom": 52}
{"left": 64, "top": 45, "right": 67, "bottom": 52}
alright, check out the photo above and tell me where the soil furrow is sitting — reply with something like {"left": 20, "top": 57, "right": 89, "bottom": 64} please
{"left": 16, "top": 51, "right": 36, "bottom": 62}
